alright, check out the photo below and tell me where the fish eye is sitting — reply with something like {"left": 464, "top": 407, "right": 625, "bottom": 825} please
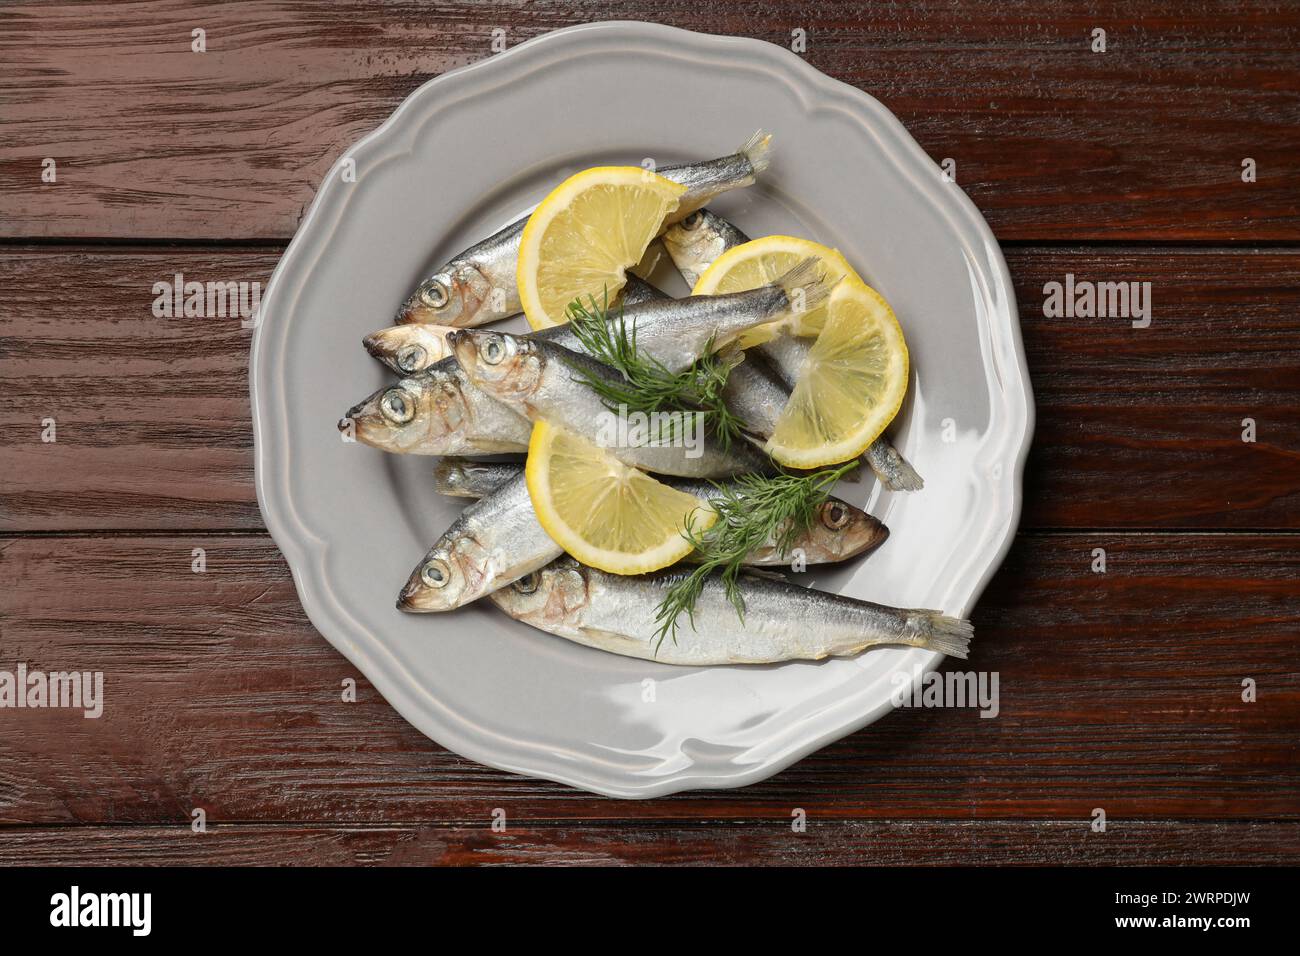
{"left": 481, "top": 334, "right": 506, "bottom": 366}
{"left": 820, "top": 501, "right": 850, "bottom": 530}
{"left": 680, "top": 211, "right": 703, "bottom": 231}
{"left": 396, "top": 344, "right": 427, "bottom": 372}
{"left": 419, "top": 280, "right": 450, "bottom": 310}
{"left": 514, "top": 572, "right": 539, "bottom": 594}
{"left": 421, "top": 559, "right": 451, "bottom": 589}
{"left": 380, "top": 388, "right": 415, "bottom": 425}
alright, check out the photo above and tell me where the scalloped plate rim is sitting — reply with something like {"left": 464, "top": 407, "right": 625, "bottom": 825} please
{"left": 250, "top": 20, "right": 1035, "bottom": 799}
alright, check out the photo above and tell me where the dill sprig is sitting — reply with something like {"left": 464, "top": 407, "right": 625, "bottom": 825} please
{"left": 563, "top": 292, "right": 747, "bottom": 449}
{"left": 652, "top": 459, "right": 860, "bottom": 650}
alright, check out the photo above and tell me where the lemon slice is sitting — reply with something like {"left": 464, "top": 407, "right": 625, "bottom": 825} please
{"left": 518, "top": 167, "right": 687, "bottom": 330}
{"left": 525, "top": 421, "right": 715, "bottom": 574}
{"left": 765, "top": 277, "right": 909, "bottom": 469}
{"left": 691, "top": 235, "right": 858, "bottom": 344}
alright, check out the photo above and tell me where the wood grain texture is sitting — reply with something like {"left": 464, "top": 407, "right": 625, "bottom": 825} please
{"left": 1, "top": 821, "right": 1295, "bottom": 866}
{"left": 1, "top": 1, "right": 1297, "bottom": 240}
{"left": 2, "top": 247, "right": 1296, "bottom": 532}
{"left": 2, "top": 0, "right": 1299, "bottom": 868}
{"left": 1, "top": 533, "right": 1296, "bottom": 826}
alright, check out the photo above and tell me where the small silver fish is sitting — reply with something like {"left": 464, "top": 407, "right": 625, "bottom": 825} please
{"left": 365, "top": 276, "right": 671, "bottom": 377}
{"left": 430, "top": 458, "right": 889, "bottom": 567}
{"left": 348, "top": 261, "right": 822, "bottom": 458}
{"left": 409, "top": 463, "right": 889, "bottom": 611}
{"left": 450, "top": 330, "right": 772, "bottom": 478}
{"left": 492, "top": 558, "right": 972, "bottom": 665}
{"left": 396, "top": 132, "right": 772, "bottom": 327}
{"left": 363, "top": 324, "right": 458, "bottom": 376}
{"left": 661, "top": 209, "right": 753, "bottom": 288}
{"left": 398, "top": 471, "right": 557, "bottom": 612}
{"left": 340, "top": 363, "right": 530, "bottom": 455}
{"left": 543, "top": 257, "right": 830, "bottom": 373}
{"left": 664, "top": 208, "right": 925, "bottom": 492}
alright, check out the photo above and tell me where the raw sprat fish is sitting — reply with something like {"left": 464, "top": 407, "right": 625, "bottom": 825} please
{"left": 363, "top": 324, "right": 458, "bottom": 376}
{"left": 340, "top": 363, "right": 530, "bottom": 456}
{"left": 396, "top": 132, "right": 773, "bottom": 327}
{"left": 663, "top": 209, "right": 924, "bottom": 491}
{"left": 404, "top": 460, "right": 889, "bottom": 611}
{"left": 661, "top": 208, "right": 752, "bottom": 288}
{"left": 449, "top": 329, "right": 774, "bottom": 479}
{"left": 364, "top": 275, "right": 668, "bottom": 377}
{"left": 342, "top": 133, "right": 970, "bottom": 668}
{"left": 398, "top": 471, "right": 556, "bottom": 612}
{"left": 431, "top": 457, "right": 888, "bottom": 562}
{"left": 491, "top": 558, "right": 971, "bottom": 666}
{"left": 542, "top": 256, "right": 832, "bottom": 374}
{"left": 346, "top": 261, "right": 821, "bottom": 457}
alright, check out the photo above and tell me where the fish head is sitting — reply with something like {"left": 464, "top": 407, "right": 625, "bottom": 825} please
{"left": 491, "top": 560, "right": 589, "bottom": 627}
{"left": 340, "top": 370, "right": 468, "bottom": 454}
{"left": 397, "top": 261, "right": 495, "bottom": 327}
{"left": 448, "top": 330, "right": 543, "bottom": 405}
{"left": 362, "top": 325, "right": 455, "bottom": 375}
{"left": 397, "top": 534, "right": 491, "bottom": 612}
{"left": 799, "top": 499, "right": 890, "bottom": 563}
{"left": 661, "top": 210, "right": 727, "bottom": 285}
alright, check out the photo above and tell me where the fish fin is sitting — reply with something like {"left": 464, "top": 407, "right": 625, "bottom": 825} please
{"left": 716, "top": 343, "right": 747, "bottom": 369}
{"left": 740, "top": 567, "right": 791, "bottom": 583}
{"left": 578, "top": 626, "right": 649, "bottom": 649}
{"left": 775, "top": 256, "right": 835, "bottom": 315}
{"left": 911, "top": 611, "right": 973, "bottom": 660}
{"left": 739, "top": 129, "right": 773, "bottom": 176}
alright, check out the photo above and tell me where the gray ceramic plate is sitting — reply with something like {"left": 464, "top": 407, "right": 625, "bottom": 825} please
{"left": 251, "top": 21, "right": 1033, "bottom": 798}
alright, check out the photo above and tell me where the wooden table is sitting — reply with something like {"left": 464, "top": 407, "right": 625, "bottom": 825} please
{"left": 2, "top": 2, "right": 1297, "bottom": 866}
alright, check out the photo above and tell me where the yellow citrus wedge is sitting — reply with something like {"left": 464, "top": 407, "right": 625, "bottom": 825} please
{"left": 518, "top": 167, "right": 687, "bottom": 330}
{"left": 525, "top": 421, "right": 714, "bottom": 574}
{"left": 765, "top": 277, "right": 909, "bottom": 469}
{"left": 691, "top": 235, "right": 858, "bottom": 344}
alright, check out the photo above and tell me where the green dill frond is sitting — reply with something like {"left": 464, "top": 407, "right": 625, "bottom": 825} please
{"left": 564, "top": 292, "right": 747, "bottom": 450}
{"left": 651, "top": 458, "right": 860, "bottom": 651}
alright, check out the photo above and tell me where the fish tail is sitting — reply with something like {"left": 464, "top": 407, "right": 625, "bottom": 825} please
{"left": 775, "top": 256, "right": 835, "bottom": 316}
{"left": 885, "top": 456, "right": 925, "bottom": 492}
{"left": 738, "top": 129, "right": 773, "bottom": 176}
{"left": 867, "top": 440, "right": 926, "bottom": 492}
{"left": 909, "top": 611, "right": 973, "bottom": 659}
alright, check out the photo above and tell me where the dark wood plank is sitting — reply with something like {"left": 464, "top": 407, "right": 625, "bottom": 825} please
{"left": 0, "top": 248, "right": 262, "bottom": 531}
{"left": 1, "top": 2, "right": 1297, "bottom": 240}
{"left": 1, "top": 821, "right": 1295, "bottom": 866}
{"left": 1016, "top": 248, "right": 1300, "bottom": 528}
{"left": 3, "top": 247, "right": 1296, "bottom": 532}
{"left": 1, "top": 532, "right": 1296, "bottom": 824}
